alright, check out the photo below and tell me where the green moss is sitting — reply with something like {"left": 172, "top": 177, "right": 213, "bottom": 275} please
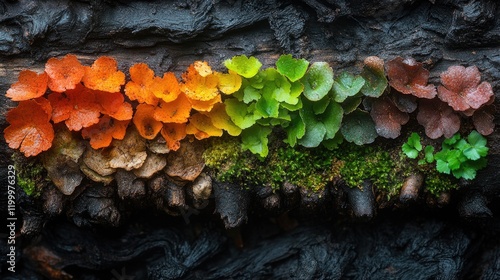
{"left": 332, "top": 143, "right": 403, "bottom": 196}
{"left": 11, "top": 152, "right": 46, "bottom": 197}
{"left": 413, "top": 151, "right": 459, "bottom": 197}
{"left": 423, "top": 171, "right": 458, "bottom": 196}
{"left": 203, "top": 135, "right": 333, "bottom": 191}
{"left": 203, "top": 134, "right": 460, "bottom": 198}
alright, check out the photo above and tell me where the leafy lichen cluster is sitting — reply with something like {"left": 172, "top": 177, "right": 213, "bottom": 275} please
{"left": 4, "top": 53, "right": 493, "bottom": 199}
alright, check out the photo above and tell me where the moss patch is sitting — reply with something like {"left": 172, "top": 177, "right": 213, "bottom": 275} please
{"left": 203, "top": 135, "right": 333, "bottom": 191}
{"left": 203, "top": 133, "right": 460, "bottom": 198}
{"left": 11, "top": 152, "right": 46, "bottom": 197}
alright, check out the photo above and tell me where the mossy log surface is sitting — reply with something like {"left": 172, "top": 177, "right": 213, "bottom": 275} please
{"left": 1, "top": 0, "right": 500, "bottom": 279}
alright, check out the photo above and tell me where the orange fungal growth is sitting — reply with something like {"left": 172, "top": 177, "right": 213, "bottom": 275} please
{"left": 133, "top": 103, "right": 163, "bottom": 140}
{"left": 48, "top": 84, "right": 101, "bottom": 131}
{"left": 186, "top": 113, "right": 223, "bottom": 140}
{"left": 193, "top": 61, "right": 213, "bottom": 77}
{"left": 161, "top": 123, "right": 187, "bottom": 151}
{"left": 125, "top": 63, "right": 160, "bottom": 105}
{"left": 181, "top": 62, "right": 219, "bottom": 102}
{"left": 151, "top": 72, "right": 181, "bottom": 103}
{"left": 216, "top": 70, "right": 242, "bottom": 94}
{"left": 82, "top": 115, "right": 130, "bottom": 149}
{"left": 4, "top": 98, "right": 54, "bottom": 157}
{"left": 6, "top": 70, "right": 49, "bottom": 101}
{"left": 95, "top": 91, "right": 133, "bottom": 121}
{"left": 82, "top": 56, "right": 126, "bottom": 92}
{"left": 153, "top": 93, "right": 192, "bottom": 124}
{"left": 189, "top": 94, "right": 222, "bottom": 112}
{"left": 45, "top": 54, "right": 85, "bottom": 92}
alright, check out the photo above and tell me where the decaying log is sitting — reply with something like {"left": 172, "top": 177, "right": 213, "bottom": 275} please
{"left": 1, "top": 0, "right": 500, "bottom": 278}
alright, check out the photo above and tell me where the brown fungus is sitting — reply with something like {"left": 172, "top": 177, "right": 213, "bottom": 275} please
{"left": 42, "top": 127, "right": 85, "bottom": 196}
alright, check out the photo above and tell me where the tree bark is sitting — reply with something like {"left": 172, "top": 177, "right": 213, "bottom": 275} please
{"left": 1, "top": 0, "right": 500, "bottom": 278}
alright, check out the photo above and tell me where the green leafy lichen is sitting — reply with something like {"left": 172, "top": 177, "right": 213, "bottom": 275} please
{"left": 402, "top": 131, "right": 488, "bottom": 181}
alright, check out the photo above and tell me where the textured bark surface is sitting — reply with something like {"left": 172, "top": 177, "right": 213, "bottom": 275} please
{"left": 1, "top": 0, "right": 500, "bottom": 278}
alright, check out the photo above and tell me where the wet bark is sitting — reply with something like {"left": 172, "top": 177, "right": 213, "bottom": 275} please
{"left": 1, "top": 0, "right": 500, "bottom": 278}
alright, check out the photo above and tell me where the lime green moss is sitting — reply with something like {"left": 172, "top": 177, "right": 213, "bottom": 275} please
{"left": 203, "top": 136, "right": 332, "bottom": 191}
{"left": 203, "top": 133, "right": 460, "bottom": 198}
{"left": 11, "top": 152, "right": 46, "bottom": 197}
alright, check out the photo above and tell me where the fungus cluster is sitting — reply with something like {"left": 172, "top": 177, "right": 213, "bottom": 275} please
{"left": 3, "top": 54, "right": 495, "bottom": 199}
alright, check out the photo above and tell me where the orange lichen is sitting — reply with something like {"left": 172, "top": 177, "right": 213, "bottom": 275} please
{"left": 180, "top": 63, "right": 219, "bottom": 101}
{"left": 133, "top": 104, "right": 163, "bottom": 140}
{"left": 153, "top": 93, "right": 192, "bottom": 124}
{"left": 45, "top": 54, "right": 85, "bottom": 92}
{"left": 188, "top": 94, "right": 222, "bottom": 112}
{"left": 6, "top": 70, "right": 49, "bottom": 101}
{"left": 151, "top": 72, "right": 181, "bottom": 103}
{"left": 4, "top": 98, "right": 54, "bottom": 157}
{"left": 82, "top": 56, "right": 126, "bottom": 92}
{"left": 95, "top": 91, "right": 133, "bottom": 121}
{"left": 161, "top": 123, "right": 187, "bottom": 151}
{"left": 216, "top": 70, "right": 242, "bottom": 94}
{"left": 193, "top": 61, "right": 213, "bottom": 77}
{"left": 47, "top": 84, "right": 101, "bottom": 131}
{"left": 82, "top": 115, "right": 130, "bottom": 149}
{"left": 186, "top": 113, "right": 223, "bottom": 140}
{"left": 125, "top": 63, "right": 160, "bottom": 105}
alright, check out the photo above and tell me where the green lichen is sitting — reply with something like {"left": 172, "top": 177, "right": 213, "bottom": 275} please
{"left": 11, "top": 152, "right": 46, "bottom": 197}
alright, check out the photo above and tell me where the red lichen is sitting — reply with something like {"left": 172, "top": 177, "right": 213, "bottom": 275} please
{"left": 417, "top": 99, "right": 461, "bottom": 139}
{"left": 437, "top": 65, "right": 494, "bottom": 112}
{"left": 386, "top": 57, "right": 436, "bottom": 99}
{"left": 369, "top": 96, "right": 409, "bottom": 139}
{"left": 472, "top": 107, "right": 495, "bottom": 136}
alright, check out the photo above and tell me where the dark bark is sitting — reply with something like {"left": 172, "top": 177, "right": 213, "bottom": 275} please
{"left": 1, "top": 0, "right": 500, "bottom": 278}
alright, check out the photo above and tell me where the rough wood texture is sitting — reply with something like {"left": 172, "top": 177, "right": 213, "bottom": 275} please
{"left": 1, "top": 0, "right": 500, "bottom": 278}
